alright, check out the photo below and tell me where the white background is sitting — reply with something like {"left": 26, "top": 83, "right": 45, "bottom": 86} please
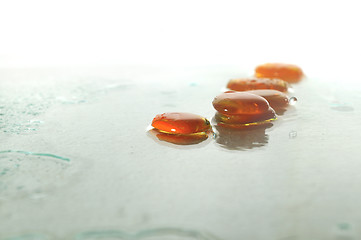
{"left": 1, "top": 0, "right": 360, "bottom": 80}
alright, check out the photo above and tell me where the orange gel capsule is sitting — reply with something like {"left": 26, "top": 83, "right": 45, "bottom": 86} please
{"left": 151, "top": 112, "right": 211, "bottom": 134}
{"left": 214, "top": 109, "right": 276, "bottom": 126}
{"left": 150, "top": 129, "right": 209, "bottom": 145}
{"left": 255, "top": 63, "right": 303, "bottom": 83}
{"left": 212, "top": 91, "right": 270, "bottom": 115}
{"left": 227, "top": 77, "right": 288, "bottom": 92}
{"left": 245, "top": 89, "right": 289, "bottom": 109}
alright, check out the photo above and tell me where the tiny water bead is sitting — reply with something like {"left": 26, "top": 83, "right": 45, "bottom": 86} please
{"left": 227, "top": 77, "right": 288, "bottom": 92}
{"left": 255, "top": 63, "right": 304, "bottom": 83}
{"left": 289, "top": 96, "right": 298, "bottom": 105}
{"left": 212, "top": 91, "right": 277, "bottom": 127}
{"left": 151, "top": 112, "right": 211, "bottom": 135}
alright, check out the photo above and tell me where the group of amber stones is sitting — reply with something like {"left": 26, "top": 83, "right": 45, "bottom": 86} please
{"left": 150, "top": 63, "right": 303, "bottom": 145}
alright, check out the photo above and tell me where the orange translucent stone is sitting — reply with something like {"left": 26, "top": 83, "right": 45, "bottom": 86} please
{"left": 150, "top": 129, "right": 209, "bottom": 145}
{"left": 214, "top": 109, "right": 276, "bottom": 125}
{"left": 227, "top": 77, "right": 288, "bottom": 92}
{"left": 151, "top": 112, "right": 211, "bottom": 134}
{"left": 212, "top": 91, "right": 270, "bottom": 115}
{"left": 213, "top": 91, "right": 277, "bottom": 128}
{"left": 245, "top": 89, "right": 289, "bottom": 109}
{"left": 255, "top": 63, "right": 303, "bottom": 83}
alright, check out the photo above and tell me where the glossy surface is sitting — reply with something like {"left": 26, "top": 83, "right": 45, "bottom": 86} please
{"left": 227, "top": 77, "right": 288, "bottom": 92}
{"left": 214, "top": 109, "right": 276, "bottom": 126}
{"left": 149, "top": 129, "right": 209, "bottom": 145}
{"left": 151, "top": 112, "right": 211, "bottom": 134}
{"left": 2, "top": 66, "right": 361, "bottom": 240}
{"left": 212, "top": 91, "right": 270, "bottom": 115}
{"left": 246, "top": 89, "right": 289, "bottom": 109}
{"left": 255, "top": 63, "right": 303, "bottom": 83}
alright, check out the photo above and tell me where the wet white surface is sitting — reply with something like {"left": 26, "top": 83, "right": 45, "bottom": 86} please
{"left": 1, "top": 66, "right": 361, "bottom": 240}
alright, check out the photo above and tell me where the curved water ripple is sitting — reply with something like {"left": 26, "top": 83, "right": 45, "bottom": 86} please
{"left": 0, "top": 150, "right": 71, "bottom": 200}
{"left": 75, "top": 228, "right": 221, "bottom": 240}
{"left": 0, "top": 150, "right": 70, "bottom": 162}
{"left": 2, "top": 228, "right": 221, "bottom": 240}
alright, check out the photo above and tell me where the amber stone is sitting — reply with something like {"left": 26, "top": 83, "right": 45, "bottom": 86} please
{"left": 150, "top": 129, "right": 209, "bottom": 145}
{"left": 214, "top": 109, "right": 276, "bottom": 126}
{"left": 227, "top": 77, "right": 288, "bottom": 92}
{"left": 212, "top": 91, "right": 270, "bottom": 115}
{"left": 245, "top": 89, "right": 289, "bottom": 109}
{"left": 151, "top": 112, "right": 211, "bottom": 135}
{"left": 255, "top": 63, "right": 303, "bottom": 83}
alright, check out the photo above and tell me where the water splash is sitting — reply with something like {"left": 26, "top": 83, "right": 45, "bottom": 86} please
{"left": 0, "top": 150, "right": 71, "bottom": 200}
{"left": 0, "top": 77, "right": 132, "bottom": 134}
{"left": 0, "top": 150, "right": 70, "bottom": 162}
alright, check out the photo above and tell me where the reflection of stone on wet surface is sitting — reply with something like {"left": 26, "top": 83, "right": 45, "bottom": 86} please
{"left": 214, "top": 123, "right": 273, "bottom": 150}
{"left": 148, "top": 129, "right": 209, "bottom": 145}
{"left": 75, "top": 227, "right": 221, "bottom": 240}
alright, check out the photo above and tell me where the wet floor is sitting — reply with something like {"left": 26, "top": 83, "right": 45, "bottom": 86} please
{"left": 1, "top": 66, "right": 361, "bottom": 240}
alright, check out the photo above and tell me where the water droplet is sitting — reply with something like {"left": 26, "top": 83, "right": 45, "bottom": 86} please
{"left": 289, "top": 97, "right": 298, "bottom": 105}
{"left": 289, "top": 130, "right": 297, "bottom": 139}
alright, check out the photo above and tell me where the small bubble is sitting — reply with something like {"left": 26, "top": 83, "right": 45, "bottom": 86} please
{"left": 289, "top": 130, "right": 297, "bottom": 139}
{"left": 289, "top": 97, "right": 298, "bottom": 105}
